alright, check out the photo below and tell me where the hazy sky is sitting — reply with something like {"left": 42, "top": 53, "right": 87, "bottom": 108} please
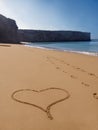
{"left": 0, "top": 0, "right": 98, "bottom": 38}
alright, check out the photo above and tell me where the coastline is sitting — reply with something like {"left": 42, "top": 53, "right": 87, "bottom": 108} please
{"left": 0, "top": 43, "right": 98, "bottom": 130}
{"left": 25, "top": 44, "right": 98, "bottom": 57}
{"left": 24, "top": 41, "right": 98, "bottom": 57}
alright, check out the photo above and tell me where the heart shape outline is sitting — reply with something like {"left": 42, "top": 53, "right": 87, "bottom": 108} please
{"left": 11, "top": 87, "right": 70, "bottom": 120}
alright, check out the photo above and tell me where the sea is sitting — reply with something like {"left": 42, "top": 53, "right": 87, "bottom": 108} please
{"left": 25, "top": 40, "right": 98, "bottom": 56}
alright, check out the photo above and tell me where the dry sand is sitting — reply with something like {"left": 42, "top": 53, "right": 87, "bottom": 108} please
{"left": 0, "top": 44, "right": 98, "bottom": 130}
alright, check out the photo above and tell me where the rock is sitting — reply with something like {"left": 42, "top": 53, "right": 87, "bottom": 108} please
{"left": 0, "top": 14, "right": 19, "bottom": 43}
{"left": 0, "top": 14, "right": 91, "bottom": 43}
{"left": 18, "top": 30, "right": 91, "bottom": 42}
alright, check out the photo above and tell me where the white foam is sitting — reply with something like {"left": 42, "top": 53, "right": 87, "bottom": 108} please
{"left": 24, "top": 44, "right": 98, "bottom": 57}
{"left": 64, "top": 50, "right": 98, "bottom": 56}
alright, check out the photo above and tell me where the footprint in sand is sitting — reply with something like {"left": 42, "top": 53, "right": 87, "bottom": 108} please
{"left": 60, "top": 60, "right": 65, "bottom": 63}
{"left": 70, "top": 75, "right": 77, "bottom": 79}
{"left": 80, "top": 69, "right": 86, "bottom": 72}
{"left": 73, "top": 67, "right": 86, "bottom": 72}
{"left": 76, "top": 67, "right": 80, "bottom": 70}
{"left": 81, "top": 82, "right": 90, "bottom": 87}
{"left": 65, "top": 63, "right": 70, "bottom": 66}
{"left": 88, "top": 73, "right": 98, "bottom": 78}
{"left": 93, "top": 93, "right": 98, "bottom": 99}
{"left": 62, "top": 70, "right": 67, "bottom": 73}
{"left": 56, "top": 67, "right": 60, "bottom": 70}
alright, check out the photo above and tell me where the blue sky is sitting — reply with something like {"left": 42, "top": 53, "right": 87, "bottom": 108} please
{"left": 0, "top": 0, "right": 98, "bottom": 38}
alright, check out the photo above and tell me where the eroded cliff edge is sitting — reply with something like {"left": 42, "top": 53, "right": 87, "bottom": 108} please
{"left": 0, "top": 14, "right": 19, "bottom": 43}
{"left": 18, "top": 29, "right": 91, "bottom": 42}
{"left": 0, "top": 14, "right": 91, "bottom": 43}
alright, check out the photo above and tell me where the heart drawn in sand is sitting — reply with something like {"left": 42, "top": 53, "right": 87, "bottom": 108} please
{"left": 11, "top": 87, "right": 70, "bottom": 120}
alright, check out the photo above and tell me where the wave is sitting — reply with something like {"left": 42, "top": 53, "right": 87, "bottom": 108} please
{"left": 25, "top": 44, "right": 98, "bottom": 57}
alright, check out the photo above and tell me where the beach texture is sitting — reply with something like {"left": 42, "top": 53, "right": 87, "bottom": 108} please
{"left": 0, "top": 44, "right": 98, "bottom": 130}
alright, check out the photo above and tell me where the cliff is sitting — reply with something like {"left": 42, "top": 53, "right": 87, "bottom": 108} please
{"left": 18, "top": 29, "right": 91, "bottom": 42}
{"left": 0, "top": 14, "right": 19, "bottom": 43}
{"left": 0, "top": 14, "right": 91, "bottom": 43}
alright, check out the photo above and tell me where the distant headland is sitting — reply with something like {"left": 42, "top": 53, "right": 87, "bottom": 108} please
{"left": 0, "top": 14, "right": 91, "bottom": 43}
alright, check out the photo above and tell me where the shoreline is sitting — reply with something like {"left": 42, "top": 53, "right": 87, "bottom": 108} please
{"left": 25, "top": 44, "right": 98, "bottom": 57}
{"left": 0, "top": 43, "right": 98, "bottom": 130}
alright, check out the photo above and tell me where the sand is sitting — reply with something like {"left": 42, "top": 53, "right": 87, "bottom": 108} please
{"left": 0, "top": 44, "right": 98, "bottom": 130}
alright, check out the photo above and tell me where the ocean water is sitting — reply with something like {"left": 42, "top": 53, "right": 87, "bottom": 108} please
{"left": 25, "top": 40, "right": 98, "bottom": 56}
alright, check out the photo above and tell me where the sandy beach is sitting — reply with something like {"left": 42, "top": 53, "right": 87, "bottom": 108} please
{"left": 0, "top": 44, "right": 98, "bottom": 130}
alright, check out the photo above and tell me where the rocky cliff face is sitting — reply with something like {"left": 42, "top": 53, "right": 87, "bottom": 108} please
{"left": 18, "top": 29, "right": 91, "bottom": 42}
{"left": 0, "top": 14, "right": 19, "bottom": 43}
{"left": 0, "top": 14, "right": 91, "bottom": 43}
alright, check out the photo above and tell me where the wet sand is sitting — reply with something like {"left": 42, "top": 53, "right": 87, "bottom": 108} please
{"left": 0, "top": 44, "right": 98, "bottom": 130}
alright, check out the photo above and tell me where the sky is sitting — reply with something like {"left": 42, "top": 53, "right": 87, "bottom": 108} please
{"left": 0, "top": 0, "right": 98, "bottom": 39}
